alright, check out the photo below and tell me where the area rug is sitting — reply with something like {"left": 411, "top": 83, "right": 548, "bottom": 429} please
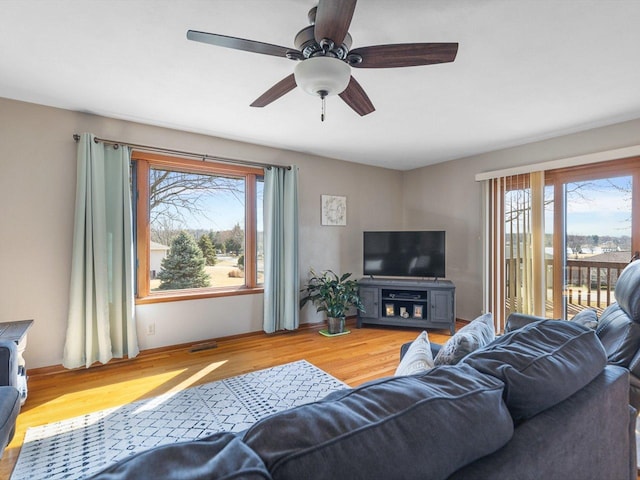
{"left": 11, "top": 360, "right": 347, "bottom": 480}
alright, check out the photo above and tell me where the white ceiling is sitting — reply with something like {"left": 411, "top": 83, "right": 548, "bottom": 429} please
{"left": 3, "top": 1, "right": 640, "bottom": 170}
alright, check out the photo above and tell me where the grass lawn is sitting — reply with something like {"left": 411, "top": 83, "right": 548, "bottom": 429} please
{"left": 150, "top": 255, "right": 254, "bottom": 290}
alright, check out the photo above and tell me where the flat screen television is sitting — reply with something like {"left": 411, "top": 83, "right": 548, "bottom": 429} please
{"left": 363, "top": 231, "right": 445, "bottom": 279}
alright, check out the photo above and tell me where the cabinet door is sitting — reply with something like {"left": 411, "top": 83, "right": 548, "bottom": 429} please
{"left": 359, "top": 287, "right": 379, "bottom": 319}
{"left": 430, "top": 290, "right": 452, "bottom": 324}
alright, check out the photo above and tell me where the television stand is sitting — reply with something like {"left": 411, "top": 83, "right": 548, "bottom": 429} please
{"left": 357, "top": 278, "right": 455, "bottom": 335}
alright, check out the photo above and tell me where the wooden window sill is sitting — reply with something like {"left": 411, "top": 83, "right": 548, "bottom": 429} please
{"left": 136, "top": 286, "right": 264, "bottom": 305}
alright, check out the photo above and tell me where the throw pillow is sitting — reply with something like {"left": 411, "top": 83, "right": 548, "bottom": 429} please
{"left": 433, "top": 313, "right": 495, "bottom": 365}
{"left": 394, "top": 331, "right": 434, "bottom": 376}
{"left": 570, "top": 308, "right": 598, "bottom": 329}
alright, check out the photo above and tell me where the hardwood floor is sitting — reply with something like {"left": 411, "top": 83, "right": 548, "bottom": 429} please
{"left": 0, "top": 320, "right": 451, "bottom": 478}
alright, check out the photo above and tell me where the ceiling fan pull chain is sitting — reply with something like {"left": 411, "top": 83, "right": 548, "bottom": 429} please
{"left": 319, "top": 90, "right": 328, "bottom": 122}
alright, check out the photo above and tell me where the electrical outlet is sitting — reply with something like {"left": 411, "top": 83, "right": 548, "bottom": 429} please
{"left": 147, "top": 323, "right": 155, "bottom": 335}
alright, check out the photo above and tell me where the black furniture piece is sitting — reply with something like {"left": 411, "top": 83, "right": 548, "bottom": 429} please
{"left": 357, "top": 277, "right": 455, "bottom": 334}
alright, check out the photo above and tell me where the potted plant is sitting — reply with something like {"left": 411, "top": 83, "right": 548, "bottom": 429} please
{"left": 300, "top": 269, "right": 365, "bottom": 334}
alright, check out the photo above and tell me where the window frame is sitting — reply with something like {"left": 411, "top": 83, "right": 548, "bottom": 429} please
{"left": 132, "top": 151, "right": 264, "bottom": 304}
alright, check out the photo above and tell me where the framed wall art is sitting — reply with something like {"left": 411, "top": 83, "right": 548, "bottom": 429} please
{"left": 321, "top": 195, "right": 347, "bottom": 226}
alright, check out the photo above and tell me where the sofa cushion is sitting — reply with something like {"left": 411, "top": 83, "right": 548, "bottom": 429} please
{"left": 504, "top": 313, "right": 548, "bottom": 333}
{"left": 0, "top": 386, "right": 20, "bottom": 456}
{"left": 570, "top": 308, "right": 598, "bottom": 329}
{"left": 461, "top": 319, "right": 607, "bottom": 422}
{"left": 395, "top": 330, "right": 434, "bottom": 376}
{"left": 593, "top": 260, "right": 640, "bottom": 368}
{"left": 244, "top": 364, "right": 513, "bottom": 480}
{"left": 88, "top": 432, "right": 272, "bottom": 480}
{"left": 614, "top": 259, "right": 640, "bottom": 322}
{"left": 434, "top": 313, "right": 495, "bottom": 365}
{"left": 596, "top": 303, "right": 640, "bottom": 367}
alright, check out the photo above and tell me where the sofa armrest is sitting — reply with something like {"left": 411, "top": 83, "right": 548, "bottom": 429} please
{"left": 625, "top": 343, "right": 640, "bottom": 379}
{"left": 0, "top": 341, "right": 18, "bottom": 388}
{"left": 628, "top": 369, "right": 640, "bottom": 411}
{"left": 504, "top": 313, "right": 547, "bottom": 333}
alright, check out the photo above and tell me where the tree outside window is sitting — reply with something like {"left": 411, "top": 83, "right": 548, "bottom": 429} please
{"left": 133, "top": 152, "right": 264, "bottom": 302}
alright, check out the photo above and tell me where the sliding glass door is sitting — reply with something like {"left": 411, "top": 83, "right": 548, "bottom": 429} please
{"left": 488, "top": 157, "right": 640, "bottom": 330}
{"left": 551, "top": 171, "right": 636, "bottom": 319}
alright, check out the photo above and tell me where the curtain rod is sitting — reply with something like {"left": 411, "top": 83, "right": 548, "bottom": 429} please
{"left": 72, "top": 134, "right": 290, "bottom": 170}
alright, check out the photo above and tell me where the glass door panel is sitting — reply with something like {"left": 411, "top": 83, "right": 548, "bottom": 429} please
{"left": 564, "top": 175, "right": 632, "bottom": 318}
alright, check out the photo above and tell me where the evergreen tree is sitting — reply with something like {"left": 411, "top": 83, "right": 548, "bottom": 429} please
{"left": 157, "top": 231, "right": 210, "bottom": 289}
{"left": 225, "top": 223, "right": 244, "bottom": 255}
{"left": 209, "top": 231, "right": 225, "bottom": 254}
{"left": 198, "top": 234, "right": 217, "bottom": 266}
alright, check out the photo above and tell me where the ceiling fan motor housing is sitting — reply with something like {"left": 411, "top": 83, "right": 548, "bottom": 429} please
{"left": 294, "top": 25, "right": 352, "bottom": 60}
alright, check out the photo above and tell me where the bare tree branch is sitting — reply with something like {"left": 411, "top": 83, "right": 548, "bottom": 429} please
{"left": 149, "top": 168, "right": 244, "bottom": 229}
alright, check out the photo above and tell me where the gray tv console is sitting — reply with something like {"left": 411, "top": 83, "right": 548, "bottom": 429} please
{"left": 357, "top": 277, "right": 456, "bottom": 335}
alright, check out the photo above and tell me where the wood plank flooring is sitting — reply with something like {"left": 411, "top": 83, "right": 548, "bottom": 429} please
{"left": 0, "top": 320, "right": 451, "bottom": 478}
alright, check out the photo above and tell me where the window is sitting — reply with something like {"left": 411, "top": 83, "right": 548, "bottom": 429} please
{"left": 133, "top": 151, "right": 264, "bottom": 303}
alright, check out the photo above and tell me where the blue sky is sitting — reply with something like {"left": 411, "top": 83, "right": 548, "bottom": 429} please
{"left": 545, "top": 176, "right": 632, "bottom": 236}
{"left": 157, "top": 178, "right": 264, "bottom": 233}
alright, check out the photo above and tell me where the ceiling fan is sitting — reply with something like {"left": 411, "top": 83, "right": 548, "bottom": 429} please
{"left": 187, "top": 0, "right": 458, "bottom": 120}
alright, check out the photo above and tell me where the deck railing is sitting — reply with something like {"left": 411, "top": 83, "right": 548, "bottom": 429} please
{"left": 564, "top": 259, "right": 628, "bottom": 315}
{"left": 506, "top": 258, "right": 629, "bottom": 318}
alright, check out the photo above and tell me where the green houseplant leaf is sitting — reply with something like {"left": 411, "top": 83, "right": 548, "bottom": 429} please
{"left": 300, "top": 269, "right": 365, "bottom": 320}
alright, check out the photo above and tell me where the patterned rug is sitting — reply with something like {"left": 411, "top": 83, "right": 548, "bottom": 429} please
{"left": 11, "top": 360, "right": 346, "bottom": 480}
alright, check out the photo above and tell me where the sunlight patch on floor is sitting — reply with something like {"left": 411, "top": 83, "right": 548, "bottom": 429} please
{"left": 27, "top": 369, "right": 188, "bottom": 421}
{"left": 134, "top": 360, "right": 228, "bottom": 413}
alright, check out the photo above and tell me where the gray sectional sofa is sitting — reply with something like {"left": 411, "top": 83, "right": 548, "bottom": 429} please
{"left": 91, "top": 319, "right": 637, "bottom": 480}
{"left": 0, "top": 339, "right": 20, "bottom": 458}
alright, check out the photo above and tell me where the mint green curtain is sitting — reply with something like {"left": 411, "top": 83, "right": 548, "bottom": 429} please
{"left": 63, "top": 133, "right": 139, "bottom": 369}
{"left": 263, "top": 166, "right": 299, "bottom": 333}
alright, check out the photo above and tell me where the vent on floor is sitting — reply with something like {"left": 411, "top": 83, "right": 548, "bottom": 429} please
{"left": 190, "top": 341, "right": 218, "bottom": 353}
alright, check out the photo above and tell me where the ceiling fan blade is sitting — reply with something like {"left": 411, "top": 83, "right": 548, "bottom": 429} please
{"left": 314, "top": 0, "right": 357, "bottom": 46}
{"left": 350, "top": 43, "right": 458, "bottom": 68}
{"left": 339, "top": 76, "right": 375, "bottom": 116}
{"left": 187, "top": 30, "right": 299, "bottom": 59}
{"left": 250, "top": 74, "right": 297, "bottom": 108}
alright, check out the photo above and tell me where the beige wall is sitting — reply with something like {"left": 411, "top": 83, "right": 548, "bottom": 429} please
{"left": 0, "top": 97, "right": 403, "bottom": 368}
{"left": 3, "top": 94, "right": 639, "bottom": 369}
{"left": 402, "top": 118, "right": 640, "bottom": 321}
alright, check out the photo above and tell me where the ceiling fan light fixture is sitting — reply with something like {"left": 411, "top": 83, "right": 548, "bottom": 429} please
{"left": 294, "top": 56, "right": 351, "bottom": 97}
